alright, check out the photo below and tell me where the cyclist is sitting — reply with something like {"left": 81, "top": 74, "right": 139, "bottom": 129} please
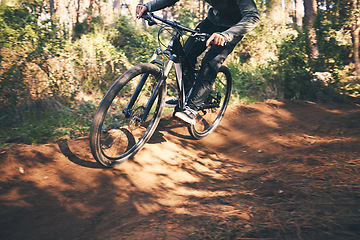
{"left": 136, "top": 0, "right": 259, "bottom": 125}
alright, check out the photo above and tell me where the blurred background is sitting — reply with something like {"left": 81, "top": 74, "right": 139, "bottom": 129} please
{"left": 1, "top": 0, "right": 359, "bottom": 146}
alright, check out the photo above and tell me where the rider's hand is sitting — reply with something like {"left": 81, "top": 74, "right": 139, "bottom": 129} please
{"left": 206, "top": 33, "right": 226, "bottom": 47}
{"left": 136, "top": 5, "right": 148, "bottom": 19}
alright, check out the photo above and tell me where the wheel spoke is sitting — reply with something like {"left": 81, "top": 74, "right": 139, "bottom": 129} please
{"left": 90, "top": 63, "right": 164, "bottom": 167}
{"left": 189, "top": 65, "right": 232, "bottom": 139}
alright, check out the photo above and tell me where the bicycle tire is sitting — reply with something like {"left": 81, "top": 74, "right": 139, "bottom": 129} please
{"left": 188, "top": 65, "right": 232, "bottom": 139}
{"left": 90, "top": 63, "right": 165, "bottom": 167}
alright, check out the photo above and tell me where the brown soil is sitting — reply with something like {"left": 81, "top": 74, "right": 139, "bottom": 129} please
{"left": 1, "top": 100, "right": 360, "bottom": 240}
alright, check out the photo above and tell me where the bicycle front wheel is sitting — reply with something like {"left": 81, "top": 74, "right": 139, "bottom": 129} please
{"left": 90, "top": 63, "right": 165, "bottom": 167}
{"left": 188, "top": 65, "right": 232, "bottom": 139}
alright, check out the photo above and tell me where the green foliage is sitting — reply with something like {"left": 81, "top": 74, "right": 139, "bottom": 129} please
{"left": 69, "top": 16, "right": 158, "bottom": 93}
{"left": 227, "top": 17, "right": 297, "bottom": 102}
{"left": 229, "top": 61, "right": 279, "bottom": 102}
{"left": 228, "top": 11, "right": 355, "bottom": 102}
{"left": 73, "top": 15, "right": 104, "bottom": 40}
{"left": 315, "top": 8, "right": 352, "bottom": 73}
{"left": 1, "top": 0, "right": 359, "bottom": 146}
{"left": 109, "top": 16, "right": 157, "bottom": 64}
{"left": 0, "top": 1, "right": 160, "bottom": 145}
{"left": 232, "top": 16, "right": 296, "bottom": 65}
{"left": 0, "top": 2, "right": 66, "bottom": 108}
{"left": 275, "top": 33, "right": 313, "bottom": 100}
{"left": 70, "top": 33, "right": 129, "bottom": 92}
{"left": 175, "top": 5, "right": 200, "bottom": 30}
{"left": 0, "top": 101, "right": 96, "bottom": 146}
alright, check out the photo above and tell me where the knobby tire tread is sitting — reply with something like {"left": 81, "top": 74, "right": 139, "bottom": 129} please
{"left": 89, "top": 63, "right": 164, "bottom": 167}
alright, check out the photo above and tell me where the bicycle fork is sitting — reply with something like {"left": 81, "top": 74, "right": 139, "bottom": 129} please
{"left": 123, "top": 51, "right": 180, "bottom": 124}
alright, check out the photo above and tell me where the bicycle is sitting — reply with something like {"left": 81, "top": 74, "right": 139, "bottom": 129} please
{"left": 90, "top": 12, "right": 232, "bottom": 167}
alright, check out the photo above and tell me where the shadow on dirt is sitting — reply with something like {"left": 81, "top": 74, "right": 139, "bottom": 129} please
{"left": 1, "top": 100, "right": 360, "bottom": 239}
{"left": 58, "top": 140, "right": 104, "bottom": 169}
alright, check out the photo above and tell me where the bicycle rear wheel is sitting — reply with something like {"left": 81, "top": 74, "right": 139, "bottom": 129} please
{"left": 90, "top": 63, "right": 164, "bottom": 167}
{"left": 188, "top": 65, "right": 232, "bottom": 139}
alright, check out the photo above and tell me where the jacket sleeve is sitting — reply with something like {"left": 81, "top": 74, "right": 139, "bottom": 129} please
{"left": 221, "top": 0, "right": 260, "bottom": 43}
{"left": 143, "top": 0, "right": 180, "bottom": 12}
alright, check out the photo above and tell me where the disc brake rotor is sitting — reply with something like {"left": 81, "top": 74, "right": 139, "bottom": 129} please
{"left": 128, "top": 106, "right": 145, "bottom": 131}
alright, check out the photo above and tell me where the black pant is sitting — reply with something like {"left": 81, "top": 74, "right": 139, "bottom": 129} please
{"left": 183, "top": 18, "right": 243, "bottom": 110}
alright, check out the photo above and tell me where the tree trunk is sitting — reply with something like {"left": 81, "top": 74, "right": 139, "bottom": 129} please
{"left": 162, "top": 9, "right": 168, "bottom": 19}
{"left": 49, "top": 0, "right": 55, "bottom": 18}
{"left": 352, "top": 0, "right": 360, "bottom": 78}
{"left": 266, "top": 0, "right": 284, "bottom": 24}
{"left": 85, "top": 0, "right": 95, "bottom": 33}
{"left": 294, "top": 0, "right": 303, "bottom": 29}
{"left": 202, "top": 0, "right": 206, "bottom": 20}
{"left": 113, "top": 0, "right": 120, "bottom": 13}
{"left": 76, "top": 0, "right": 81, "bottom": 26}
{"left": 303, "top": 0, "right": 319, "bottom": 60}
{"left": 353, "top": 28, "right": 360, "bottom": 78}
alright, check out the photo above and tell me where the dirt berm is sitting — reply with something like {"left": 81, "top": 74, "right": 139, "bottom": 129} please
{"left": 1, "top": 100, "right": 360, "bottom": 239}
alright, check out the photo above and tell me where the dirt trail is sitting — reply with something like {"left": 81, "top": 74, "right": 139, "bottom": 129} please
{"left": 1, "top": 100, "right": 360, "bottom": 240}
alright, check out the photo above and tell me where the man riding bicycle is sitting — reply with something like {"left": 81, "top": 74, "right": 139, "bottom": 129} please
{"left": 136, "top": 0, "right": 259, "bottom": 125}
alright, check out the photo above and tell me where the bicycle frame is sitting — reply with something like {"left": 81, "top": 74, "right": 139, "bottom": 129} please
{"left": 150, "top": 31, "right": 188, "bottom": 110}
{"left": 90, "top": 12, "right": 232, "bottom": 166}
{"left": 123, "top": 13, "right": 200, "bottom": 123}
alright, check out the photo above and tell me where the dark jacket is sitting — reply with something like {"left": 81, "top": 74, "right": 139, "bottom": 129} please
{"left": 143, "top": 0, "right": 259, "bottom": 42}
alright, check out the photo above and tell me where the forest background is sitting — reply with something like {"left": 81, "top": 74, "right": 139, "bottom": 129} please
{"left": 0, "top": 0, "right": 359, "bottom": 146}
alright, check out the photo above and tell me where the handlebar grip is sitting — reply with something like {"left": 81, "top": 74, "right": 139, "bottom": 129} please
{"left": 142, "top": 12, "right": 157, "bottom": 26}
{"left": 192, "top": 32, "right": 211, "bottom": 42}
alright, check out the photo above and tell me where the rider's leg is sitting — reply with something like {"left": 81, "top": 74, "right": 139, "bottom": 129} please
{"left": 176, "top": 35, "right": 243, "bottom": 125}
{"left": 185, "top": 42, "right": 237, "bottom": 111}
{"left": 165, "top": 19, "right": 210, "bottom": 108}
{"left": 182, "top": 20, "right": 210, "bottom": 94}
{"left": 165, "top": 35, "right": 206, "bottom": 108}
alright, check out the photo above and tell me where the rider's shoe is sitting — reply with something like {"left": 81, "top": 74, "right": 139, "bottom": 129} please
{"left": 165, "top": 97, "right": 179, "bottom": 108}
{"left": 175, "top": 106, "right": 198, "bottom": 125}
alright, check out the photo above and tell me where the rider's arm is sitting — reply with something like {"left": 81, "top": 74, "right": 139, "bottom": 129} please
{"left": 206, "top": 33, "right": 226, "bottom": 47}
{"left": 143, "top": 0, "right": 179, "bottom": 13}
{"left": 219, "top": 0, "right": 260, "bottom": 43}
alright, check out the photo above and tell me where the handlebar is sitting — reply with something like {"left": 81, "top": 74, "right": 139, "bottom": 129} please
{"left": 142, "top": 12, "right": 210, "bottom": 42}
